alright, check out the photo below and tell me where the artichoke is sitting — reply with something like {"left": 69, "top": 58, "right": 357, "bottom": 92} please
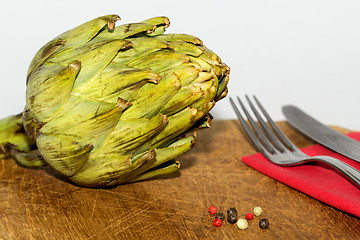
{"left": 0, "top": 15, "right": 229, "bottom": 187}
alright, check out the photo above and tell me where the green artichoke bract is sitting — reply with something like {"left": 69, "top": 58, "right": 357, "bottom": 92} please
{"left": 0, "top": 15, "right": 229, "bottom": 187}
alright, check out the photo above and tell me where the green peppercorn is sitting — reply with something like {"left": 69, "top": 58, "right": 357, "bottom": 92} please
{"left": 236, "top": 218, "right": 248, "bottom": 230}
{"left": 253, "top": 207, "right": 263, "bottom": 216}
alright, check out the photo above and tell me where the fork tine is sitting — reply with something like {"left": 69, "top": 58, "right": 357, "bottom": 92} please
{"left": 252, "top": 95, "right": 298, "bottom": 152}
{"left": 229, "top": 97, "right": 272, "bottom": 156}
{"left": 245, "top": 95, "right": 287, "bottom": 153}
{"left": 234, "top": 97, "right": 277, "bottom": 154}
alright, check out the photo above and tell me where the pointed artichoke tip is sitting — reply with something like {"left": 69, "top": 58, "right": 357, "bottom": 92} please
{"left": 164, "top": 17, "right": 170, "bottom": 28}
{"left": 106, "top": 15, "right": 121, "bottom": 31}
{"left": 149, "top": 149, "right": 157, "bottom": 157}
{"left": 85, "top": 143, "right": 94, "bottom": 150}
{"left": 175, "top": 161, "right": 181, "bottom": 169}
{"left": 69, "top": 60, "right": 82, "bottom": 69}
{"left": 166, "top": 43, "right": 175, "bottom": 51}
{"left": 159, "top": 115, "right": 169, "bottom": 125}
{"left": 147, "top": 25, "right": 157, "bottom": 34}
{"left": 142, "top": 150, "right": 157, "bottom": 162}
{"left": 147, "top": 73, "right": 161, "bottom": 84}
{"left": 195, "top": 37, "right": 203, "bottom": 46}
{"left": 216, "top": 88, "right": 228, "bottom": 101}
{"left": 116, "top": 97, "right": 132, "bottom": 111}
{"left": 113, "top": 14, "right": 121, "bottom": 21}
{"left": 50, "top": 38, "right": 66, "bottom": 47}
{"left": 225, "top": 64, "right": 230, "bottom": 74}
{"left": 191, "top": 132, "right": 197, "bottom": 144}
{"left": 121, "top": 41, "right": 133, "bottom": 50}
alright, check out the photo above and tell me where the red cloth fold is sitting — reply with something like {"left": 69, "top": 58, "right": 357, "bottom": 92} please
{"left": 241, "top": 132, "right": 360, "bottom": 217}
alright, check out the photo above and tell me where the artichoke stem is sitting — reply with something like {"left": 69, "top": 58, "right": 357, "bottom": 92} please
{"left": 0, "top": 113, "right": 38, "bottom": 161}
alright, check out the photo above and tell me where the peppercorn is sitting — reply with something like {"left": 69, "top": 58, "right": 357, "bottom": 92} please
{"left": 253, "top": 206, "right": 263, "bottom": 216}
{"left": 215, "top": 212, "right": 225, "bottom": 221}
{"left": 259, "top": 218, "right": 269, "bottom": 229}
{"left": 208, "top": 206, "right": 217, "bottom": 215}
{"left": 245, "top": 213, "right": 254, "bottom": 220}
{"left": 236, "top": 218, "right": 248, "bottom": 230}
{"left": 227, "top": 208, "right": 237, "bottom": 217}
{"left": 227, "top": 214, "right": 237, "bottom": 224}
{"left": 213, "top": 218, "right": 222, "bottom": 227}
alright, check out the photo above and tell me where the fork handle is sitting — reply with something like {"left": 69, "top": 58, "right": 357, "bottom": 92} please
{"left": 306, "top": 155, "right": 360, "bottom": 189}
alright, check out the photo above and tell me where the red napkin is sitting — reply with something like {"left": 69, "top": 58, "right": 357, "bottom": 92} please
{"left": 241, "top": 132, "right": 360, "bottom": 217}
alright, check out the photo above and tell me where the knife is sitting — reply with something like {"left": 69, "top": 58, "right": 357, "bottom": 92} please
{"left": 282, "top": 105, "right": 360, "bottom": 163}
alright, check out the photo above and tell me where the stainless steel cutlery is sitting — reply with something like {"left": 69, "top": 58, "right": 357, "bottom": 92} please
{"left": 230, "top": 95, "right": 360, "bottom": 189}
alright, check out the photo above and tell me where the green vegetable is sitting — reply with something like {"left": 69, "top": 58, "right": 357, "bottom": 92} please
{"left": 0, "top": 15, "right": 229, "bottom": 187}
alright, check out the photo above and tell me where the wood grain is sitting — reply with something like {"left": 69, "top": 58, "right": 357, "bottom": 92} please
{"left": 0, "top": 120, "right": 359, "bottom": 240}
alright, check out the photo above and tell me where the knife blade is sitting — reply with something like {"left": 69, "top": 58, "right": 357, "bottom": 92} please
{"left": 282, "top": 105, "right": 360, "bottom": 163}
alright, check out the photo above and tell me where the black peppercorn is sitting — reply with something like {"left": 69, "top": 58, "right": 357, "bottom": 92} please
{"left": 259, "top": 218, "right": 269, "bottom": 229}
{"left": 215, "top": 212, "right": 225, "bottom": 221}
{"left": 227, "top": 208, "right": 237, "bottom": 217}
{"left": 227, "top": 214, "right": 237, "bottom": 224}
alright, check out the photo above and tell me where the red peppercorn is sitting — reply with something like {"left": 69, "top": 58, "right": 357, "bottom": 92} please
{"left": 213, "top": 218, "right": 222, "bottom": 227}
{"left": 208, "top": 206, "right": 217, "bottom": 215}
{"left": 246, "top": 213, "right": 254, "bottom": 220}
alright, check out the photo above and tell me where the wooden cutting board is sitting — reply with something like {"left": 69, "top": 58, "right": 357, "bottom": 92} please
{"left": 0, "top": 120, "right": 359, "bottom": 239}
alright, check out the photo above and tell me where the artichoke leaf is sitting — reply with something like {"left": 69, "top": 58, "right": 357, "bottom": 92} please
{"left": 160, "top": 84, "right": 203, "bottom": 115}
{"left": 9, "top": 148, "right": 46, "bottom": 168}
{"left": 202, "top": 46, "right": 222, "bottom": 63}
{"left": 40, "top": 95, "right": 129, "bottom": 150}
{"left": 140, "top": 16, "right": 170, "bottom": 29}
{"left": 127, "top": 51, "right": 190, "bottom": 73}
{"left": 96, "top": 22, "right": 156, "bottom": 40}
{"left": 192, "top": 72, "right": 215, "bottom": 85}
{"left": 166, "top": 41, "right": 205, "bottom": 57}
{"left": 69, "top": 154, "right": 132, "bottom": 187}
{"left": 57, "top": 15, "right": 121, "bottom": 47}
{"left": 150, "top": 107, "right": 198, "bottom": 148}
{"left": 71, "top": 150, "right": 156, "bottom": 187}
{"left": 195, "top": 101, "right": 215, "bottom": 120}
{"left": 0, "top": 114, "right": 37, "bottom": 160}
{"left": 91, "top": 114, "right": 168, "bottom": 157}
{"left": 36, "top": 134, "right": 93, "bottom": 176}
{"left": 191, "top": 85, "right": 217, "bottom": 109}
{"left": 121, "top": 72, "right": 181, "bottom": 119}
{"left": 141, "top": 16, "right": 170, "bottom": 37}
{"left": 189, "top": 56, "right": 213, "bottom": 73}
{"left": 154, "top": 34, "right": 203, "bottom": 45}
{"left": 75, "top": 66, "right": 160, "bottom": 103}
{"left": 216, "top": 74, "right": 230, "bottom": 99}
{"left": 215, "top": 87, "right": 229, "bottom": 101}
{"left": 49, "top": 39, "right": 132, "bottom": 90}
{"left": 112, "top": 37, "right": 173, "bottom": 65}
{"left": 159, "top": 63, "right": 200, "bottom": 86}
{"left": 26, "top": 61, "right": 81, "bottom": 123}
{"left": 27, "top": 39, "right": 65, "bottom": 82}
{"left": 199, "top": 53, "right": 222, "bottom": 77}
{"left": 127, "top": 133, "right": 196, "bottom": 182}
{"left": 129, "top": 160, "right": 180, "bottom": 183}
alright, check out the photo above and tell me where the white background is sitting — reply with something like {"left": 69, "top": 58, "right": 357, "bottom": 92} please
{"left": 1, "top": 0, "right": 360, "bottom": 129}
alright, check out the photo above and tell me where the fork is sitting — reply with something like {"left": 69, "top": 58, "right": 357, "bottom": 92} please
{"left": 230, "top": 95, "right": 360, "bottom": 189}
